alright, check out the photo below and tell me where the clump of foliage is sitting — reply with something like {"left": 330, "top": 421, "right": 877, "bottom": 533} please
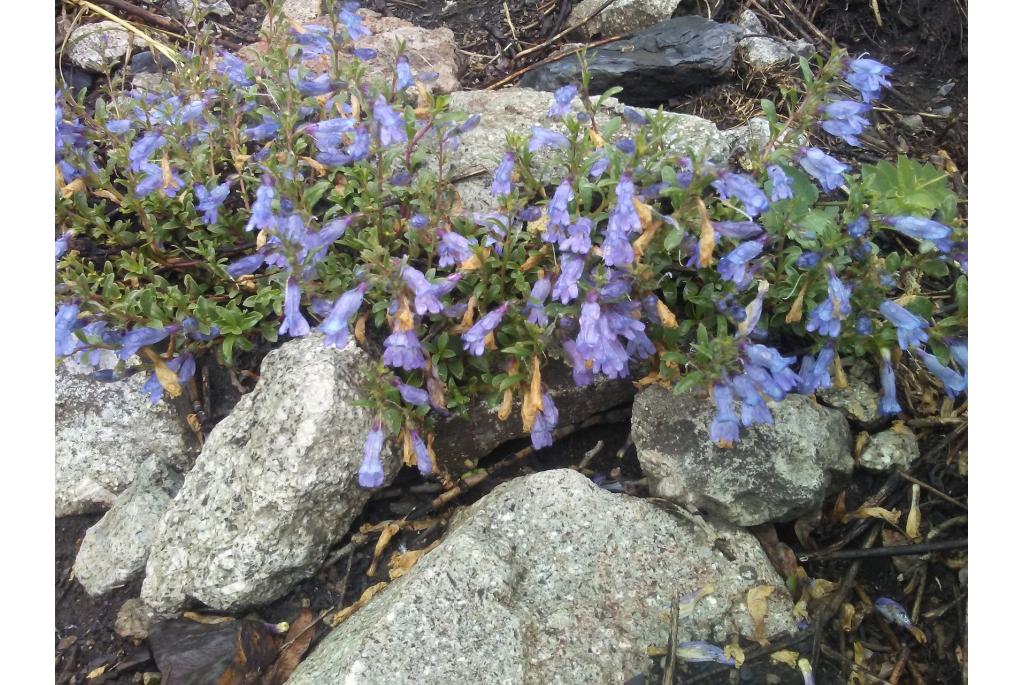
{"left": 55, "top": 1, "right": 967, "bottom": 487}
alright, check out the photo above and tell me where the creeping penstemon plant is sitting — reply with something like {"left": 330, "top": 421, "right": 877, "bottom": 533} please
{"left": 56, "top": 1, "right": 967, "bottom": 488}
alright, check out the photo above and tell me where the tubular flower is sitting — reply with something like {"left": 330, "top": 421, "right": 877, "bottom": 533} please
{"left": 713, "top": 221, "right": 763, "bottom": 240}
{"left": 548, "top": 84, "right": 578, "bottom": 119}
{"left": 194, "top": 180, "right": 231, "bottom": 225}
{"left": 462, "top": 303, "right": 508, "bottom": 356}
{"left": 880, "top": 300, "right": 929, "bottom": 350}
{"left": 547, "top": 179, "right": 574, "bottom": 234}
{"left": 820, "top": 100, "right": 872, "bottom": 146}
{"left": 245, "top": 176, "right": 276, "bottom": 232}
{"left": 562, "top": 339, "right": 593, "bottom": 386}
{"left": 279, "top": 277, "right": 310, "bottom": 338}
{"left": 677, "top": 641, "right": 736, "bottom": 667}
{"left": 437, "top": 229, "right": 474, "bottom": 267}
{"left": 55, "top": 303, "right": 81, "bottom": 357}
{"left": 844, "top": 57, "right": 893, "bottom": 102}
{"left": 319, "top": 283, "right": 367, "bottom": 348}
{"left": 383, "top": 330, "right": 425, "bottom": 370}
{"left": 588, "top": 155, "right": 610, "bottom": 178}
{"left": 402, "top": 266, "right": 443, "bottom": 315}
{"left": 797, "top": 345, "right": 835, "bottom": 394}
{"left": 575, "top": 295, "right": 630, "bottom": 379}
{"left": 609, "top": 173, "right": 641, "bottom": 235}
{"left": 530, "top": 390, "right": 560, "bottom": 449}
{"left": 806, "top": 268, "right": 852, "bottom": 338}
{"left": 491, "top": 151, "right": 515, "bottom": 198}
{"left": 116, "top": 325, "right": 174, "bottom": 360}
{"left": 216, "top": 51, "right": 253, "bottom": 86}
{"left": 339, "top": 2, "right": 371, "bottom": 39}
{"left": 709, "top": 384, "right": 740, "bottom": 448}
{"left": 730, "top": 374, "right": 773, "bottom": 427}
{"left": 560, "top": 217, "right": 593, "bottom": 254}
{"left": 393, "top": 380, "right": 429, "bottom": 406}
{"left": 743, "top": 343, "right": 800, "bottom": 400}
{"left": 915, "top": 348, "right": 966, "bottom": 399}
{"left": 796, "top": 147, "right": 848, "bottom": 191}
{"left": 358, "top": 421, "right": 386, "bottom": 488}
{"left": 410, "top": 429, "right": 433, "bottom": 475}
{"left": 528, "top": 126, "right": 569, "bottom": 152}
{"left": 524, "top": 275, "right": 552, "bottom": 326}
{"left": 878, "top": 348, "right": 901, "bottom": 416}
{"left": 766, "top": 164, "right": 793, "bottom": 202}
{"left": 718, "top": 240, "right": 763, "bottom": 286}
{"left": 127, "top": 131, "right": 165, "bottom": 172}
{"left": 395, "top": 55, "right": 414, "bottom": 90}
{"left": 373, "top": 96, "right": 407, "bottom": 146}
{"left": 552, "top": 254, "right": 585, "bottom": 304}
{"left": 884, "top": 216, "right": 953, "bottom": 253}
{"left": 713, "top": 172, "right": 770, "bottom": 217}
{"left": 55, "top": 231, "right": 73, "bottom": 263}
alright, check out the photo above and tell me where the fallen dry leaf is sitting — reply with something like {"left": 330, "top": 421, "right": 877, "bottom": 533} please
{"left": 388, "top": 540, "right": 441, "bottom": 580}
{"left": 696, "top": 197, "right": 715, "bottom": 268}
{"left": 724, "top": 636, "right": 745, "bottom": 667}
{"left": 843, "top": 506, "right": 902, "bottom": 527}
{"left": 905, "top": 484, "right": 922, "bottom": 539}
{"left": 183, "top": 611, "right": 235, "bottom": 625}
{"left": 330, "top": 582, "right": 388, "bottom": 627}
{"left": 784, "top": 280, "right": 809, "bottom": 324}
{"left": 769, "top": 649, "right": 800, "bottom": 668}
{"left": 746, "top": 585, "right": 775, "bottom": 644}
{"left": 62, "top": 177, "right": 87, "bottom": 198}
{"left": 86, "top": 664, "right": 107, "bottom": 679}
{"left": 367, "top": 523, "right": 400, "bottom": 577}
{"left": 830, "top": 490, "right": 848, "bottom": 524}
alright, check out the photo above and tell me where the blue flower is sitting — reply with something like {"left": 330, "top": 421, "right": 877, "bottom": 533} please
{"left": 713, "top": 172, "right": 770, "bottom": 217}
{"left": 847, "top": 215, "right": 869, "bottom": 238}
{"left": 623, "top": 107, "right": 649, "bottom": 125}
{"left": 730, "top": 374, "right": 773, "bottom": 426}
{"left": 915, "top": 348, "right": 966, "bottom": 398}
{"left": 393, "top": 380, "right": 429, "bottom": 406}
{"left": 383, "top": 330, "right": 425, "bottom": 370}
{"left": 55, "top": 231, "right": 73, "bottom": 263}
{"left": 676, "top": 157, "right": 694, "bottom": 187}
{"left": 524, "top": 275, "right": 552, "bottom": 326}
{"left": 437, "top": 229, "right": 474, "bottom": 268}
{"left": 806, "top": 267, "right": 852, "bottom": 338}
{"left": 319, "top": 282, "right": 366, "bottom": 348}
{"left": 243, "top": 115, "right": 280, "bottom": 142}
{"left": 55, "top": 303, "right": 81, "bottom": 357}
{"left": 948, "top": 339, "right": 967, "bottom": 386}
{"left": 588, "top": 155, "right": 610, "bottom": 178}
{"left": 562, "top": 339, "right": 593, "bottom": 386}
{"left": 796, "top": 251, "right": 820, "bottom": 270}
{"left": 610, "top": 173, "right": 642, "bottom": 235}
{"left": 410, "top": 214, "right": 429, "bottom": 230}
{"left": 552, "top": 254, "right": 585, "bottom": 304}
{"left": 194, "top": 180, "right": 231, "bottom": 225}
{"left": 359, "top": 420, "right": 386, "bottom": 488}
{"left": 106, "top": 119, "right": 132, "bottom": 134}
{"left": 117, "top": 326, "right": 172, "bottom": 360}
{"left": 547, "top": 179, "right": 574, "bottom": 235}
{"left": 820, "top": 100, "right": 872, "bottom": 146}
{"left": 713, "top": 221, "right": 763, "bottom": 240}
{"left": 527, "top": 126, "right": 569, "bottom": 152}
{"left": 874, "top": 597, "right": 913, "bottom": 630}
{"left": 884, "top": 216, "right": 953, "bottom": 253}
{"left": 844, "top": 57, "right": 893, "bottom": 102}
{"left": 530, "top": 390, "right": 560, "bottom": 449}
{"left": 410, "top": 429, "right": 433, "bottom": 475}
{"left": 878, "top": 348, "right": 901, "bottom": 415}
{"left": 575, "top": 295, "right": 630, "bottom": 379}
{"left": 743, "top": 343, "right": 800, "bottom": 399}
{"left": 395, "top": 55, "right": 414, "bottom": 90}
{"left": 373, "top": 96, "right": 407, "bottom": 146}
{"left": 718, "top": 240, "right": 763, "bottom": 286}
{"left": 766, "top": 164, "right": 793, "bottom": 202}
{"left": 548, "top": 84, "right": 578, "bottom": 119}
{"left": 560, "top": 217, "right": 592, "bottom": 254}
{"left": 677, "top": 641, "right": 735, "bottom": 667}
{"left": 855, "top": 315, "right": 873, "bottom": 335}
{"left": 141, "top": 353, "right": 196, "bottom": 404}
{"left": 614, "top": 139, "right": 636, "bottom": 155}
{"left": 491, "top": 151, "right": 515, "bottom": 198}
{"left": 796, "top": 147, "right": 848, "bottom": 191}
{"left": 226, "top": 253, "right": 265, "bottom": 277}
{"left": 279, "top": 277, "right": 310, "bottom": 338}
{"left": 216, "top": 52, "right": 253, "bottom": 87}
{"left": 709, "top": 384, "right": 740, "bottom": 447}
{"left": 797, "top": 345, "right": 834, "bottom": 394}
{"left": 880, "top": 300, "right": 929, "bottom": 350}
{"left": 134, "top": 162, "right": 181, "bottom": 199}
{"left": 245, "top": 176, "right": 276, "bottom": 232}
{"left": 128, "top": 131, "right": 165, "bottom": 172}
{"left": 462, "top": 303, "right": 508, "bottom": 356}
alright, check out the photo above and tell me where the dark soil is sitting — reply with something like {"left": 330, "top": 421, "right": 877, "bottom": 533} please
{"left": 56, "top": 1, "right": 967, "bottom": 683}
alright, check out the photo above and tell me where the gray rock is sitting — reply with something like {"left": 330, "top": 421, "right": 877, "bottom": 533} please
{"left": 568, "top": 0, "right": 683, "bottom": 39}
{"left": 56, "top": 352, "right": 195, "bottom": 517}
{"left": 819, "top": 377, "right": 882, "bottom": 425}
{"left": 898, "top": 114, "right": 926, "bottom": 134}
{"left": 289, "top": 469, "right": 795, "bottom": 684}
{"left": 736, "top": 10, "right": 813, "bottom": 71}
{"left": 74, "top": 457, "right": 183, "bottom": 597}
{"left": 433, "top": 358, "right": 633, "bottom": 471}
{"left": 518, "top": 16, "right": 741, "bottom": 105}
{"left": 262, "top": 0, "right": 323, "bottom": 30}
{"left": 115, "top": 598, "right": 156, "bottom": 641}
{"left": 632, "top": 387, "right": 853, "bottom": 526}
{"left": 446, "top": 87, "right": 756, "bottom": 214}
{"left": 170, "top": 0, "right": 232, "bottom": 25}
{"left": 141, "top": 336, "right": 398, "bottom": 614}
{"left": 65, "top": 20, "right": 147, "bottom": 73}
{"left": 858, "top": 428, "right": 920, "bottom": 473}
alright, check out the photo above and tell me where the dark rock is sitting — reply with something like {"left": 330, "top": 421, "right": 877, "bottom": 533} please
{"left": 129, "top": 50, "right": 177, "bottom": 75}
{"left": 518, "top": 15, "right": 740, "bottom": 106}
{"left": 148, "top": 618, "right": 278, "bottom": 685}
{"left": 58, "top": 65, "right": 95, "bottom": 93}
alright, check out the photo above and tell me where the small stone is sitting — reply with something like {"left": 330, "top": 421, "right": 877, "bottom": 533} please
{"left": 632, "top": 387, "right": 853, "bottom": 526}
{"left": 819, "top": 377, "right": 882, "bottom": 425}
{"left": 131, "top": 72, "right": 169, "bottom": 94}
{"left": 142, "top": 674, "right": 161, "bottom": 685}
{"left": 261, "top": 0, "right": 323, "bottom": 30}
{"left": 858, "top": 428, "right": 920, "bottom": 473}
{"left": 568, "top": 0, "right": 684, "bottom": 39}
{"left": 115, "top": 598, "right": 157, "bottom": 641}
{"left": 898, "top": 114, "right": 925, "bottom": 134}
{"left": 735, "top": 10, "right": 811, "bottom": 72}
{"left": 65, "top": 20, "right": 147, "bottom": 73}
{"left": 170, "top": 0, "right": 233, "bottom": 26}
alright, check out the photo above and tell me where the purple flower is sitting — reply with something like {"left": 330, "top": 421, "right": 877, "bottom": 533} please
{"left": 395, "top": 55, "right": 414, "bottom": 90}
{"left": 575, "top": 295, "right": 630, "bottom": 379}
{"left": 226, "top": 253, "right": 265, "bottom": 277}
{"left": 880, "top": 300, "right": 929, "bottom": 350}
{"left": 949, "top": 339, "right": 967, "bottom": 379}
{"left": 730, "top": 374, "right": 773, "bottom": 426}
{"left": 796, "top": 147, "right": 848, "bottom": 191}
{"left": 847, "top": 215, "right": 869, "bottom": 238}
{"left": 884, "top": 216, "right": 953, "bottom": 253}
{"left": 128, "top": 131, "right": 165, "bottom": 172}
{"left": 438, "top": 229, "right": 474, "bottom": 268}
{"left": 141, "top": 353, "right": 196, "bottom": 404}
{"left": 135, "top": 162, "right": 181, "bottom": 198}
{"left": 609, "top": 173, "right": 641, "bottom": 235}
{"left": 766, "top": 164, "right": 793, "bottom": 202}
{"left": 293, "top": 71, "right": 334, "bottom": 97}
{"left": 915, "top": 348, "right": 966, "bottom": 398}
{"left": 796, "top": 251, "right": 820, "bottom": 270}
{"left": 614, "top": 139, "right": 636, "bottom": 155}
{"left": 820, "top": 99, "right": 872, "bottom": 146}
{"left": 552, "top": 254, "right": 585, "bottom": 304}
{"left": 874, "top": 597, "right": 914, "bottom": 630}
{"left": 393, "top": 380, "right": 429, "bottom": 406}
{"left": 56, "top": 231, "right": 72, "bottom": 262}
{"left": 524, "top": 275, "right": 552, "bottom": 326}
{"left": 713, "top": 172, "right": 770, "bottom": 217}
{"left": 306, "top": 116, "right": 356, "bottom": 151}
{"left": 55, "top": 303, "right": 81, "bottom": 357}
{"left": 106, "top": 119, "right": 131, "bottom": 134}
{"left": 373, "top": 96, "right": 407, "bottom": 146}
{"left": 530, "top": 390, "right": 560, "bottom": 449}
{"left": 743, "top": 343, "right": 800, "bottom": 399}
{"left": 676, "top": 157, "right": 694, "bottom": 187}
{"left": 797, "top": 346, "right": 834, "bottom": 394}
{"left": 245, "top": 176, "right": 276, "bottom": 232}
{"left": 844, "top": 57, "right": 893, "bottom": 102}
{"left": 410, "top": 429, "right": 433, "bottom": 475}
{"left": 243, "top": 115, "right": 280, "bottom": 141}
{"left": 623, "top": 107, "right": 649, "bottom": 125}
{"left": 588, "top": 155, "right": 610, "bottom": 178}
{"left": 548, "top": 84, "right": 578, "bottom": 119}
{"left": 117, "top": 326, "right": 172, "bottom": 360}
{"left": 562, "top": 339, "right": 593, "bottom": 386}
{"left": 279, "top": 277, "right": 310, "bottom": 338}
{"left": 878, "top": 348, "right": 901, "bottom": 415}
{"left": 216, "top": 52, "right": 253, "bottom": 87}
{"left": 560, "top": 217, "right": 592, "bottom": 254}
{"left": 601, "top": 224, "right": 634, "bottom": 267}
{"left": 340, "top": 2, "right": 371, "bottom": 40}
{"left": 527, "top": 126, "right": 569, "bottom": 152}
{"left": 194, "top": 180, "right": 231, "bottom": 225}
{"left": 718, "top": 240, "right": 763, "bottom": 286}
{"left": 462, "top": 303, "right": 508, "bottom": 356}
{"left": 402, "top": 266, "right": 443, "bottom": 315}
{"left": 709, "top": 384, "right": 740, "bottom": 447}
{"left": 806, "top": 268, "right": 852, "bottom": 338}
{"left": 318, "top": 282, "right": 366, "bottom": 348}
{"left": 358, "top": 420, "right": 386, "bottom": 488}
{"left": 714, "top": 221, "right": 763, "bottom": 240}
{"left": 383, "top": 330, "right": 425, "bottom": 370}
{"left": 491, "top": 151, "right": 515, "bottom": 198}
{"left": 547, "top": 179, "right": 574, "bottom": 234}
{"left": 855, "top": 315, "right": 873, "bottom": 336}
{"left": 410, "top": 214, "right": 429, "bottom": 230}
{"left": 677, "top": 641, "right": 735, "bottom": 667}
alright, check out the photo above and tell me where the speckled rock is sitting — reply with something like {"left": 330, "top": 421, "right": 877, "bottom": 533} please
{"left": 56, "top": 352, "right": 196, "bottom": 517}
{"left": 632, "top": 387, "right": 853, "bottom": 526}
{"left": 820, "top": 377, "right": 883, "bottom": 425}
{"left": 446, "top": 87, "right": 766, "bottom": 214}
{"left": 858, "top": 427, "right": 920, "bottom": 473}
{"left": 141, "top": 336, "right": 398, "bottom": 614}
{"left": 289, "top": 469, "right": 795, "bottom": 684}
{"left": 736, "top": 10, "right": 813, "bottom": 72}
{"left": 170, "top": 0, "right": 233, "bottom": 25}
{"left": 568, "top": 0, "right": 683, "bottom": 39}
{"left": 74, "top": 457, "right": 183, "bottom": 597}
{"left": 65, "top": 20, "right": 148, "bottom": 73}
{"left": 261, "top": 0, "right": 322, "bottom": 29}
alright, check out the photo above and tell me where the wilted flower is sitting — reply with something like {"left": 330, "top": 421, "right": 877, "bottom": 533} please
{"left": 677, "top": 641, "right": 736, "bottom": 666}
{"left": 766, "top": 164, "right": 793, "bottom": 202}
{"left": 548, "top": 84, "right": 578, "bottom": 119}
{"left": 713, "top": 172, "right": 770, "bottom": 217}
{"left": 410, "top": 429, "right": 433, "bottom": 475}
{"left": 462, "top": 303, "right": 508, "bottom": 356}
{"left": 383, "top": 330, "right": 425, "bottom": 370}
{"left": 878, "top": 348, "right": 901, "bottom": 415}
{"left": 844, "top": 57, "right": 893, "bottom": 102}
{"left": 880, "top": 300, "right": 929, "bottom": 350}
{"left": 319, "top": 282, "right": 366, "bottom": 348}
{"left": 884, "top": 216, "right": 953, "bottom": 253}
{"left": 796, "top": 147, "right": 849, "bottom": 191}
{"left": 874, "top": 597, "right": 913, "bottom": 629}
{"left": 527, "top": 126, "right": 569, "bottom": 152}
{"left": 141, "top": 353, "right": 196, "bottom": 404}
{"left": 531, "top": 390, "right": 560, "bottom": 449}
{"left": 359, "top": 420, "right": 386, "bottom": 488}
{"left": 491, "top": 151, "right": 515, "bottom": 198}
{"left": 820, "top": 100, "right": 872, "bottom": 146}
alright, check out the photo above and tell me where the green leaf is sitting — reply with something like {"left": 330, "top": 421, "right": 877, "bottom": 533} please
{"left": 920, "top": 259, "right": 949, "bottom": 278}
